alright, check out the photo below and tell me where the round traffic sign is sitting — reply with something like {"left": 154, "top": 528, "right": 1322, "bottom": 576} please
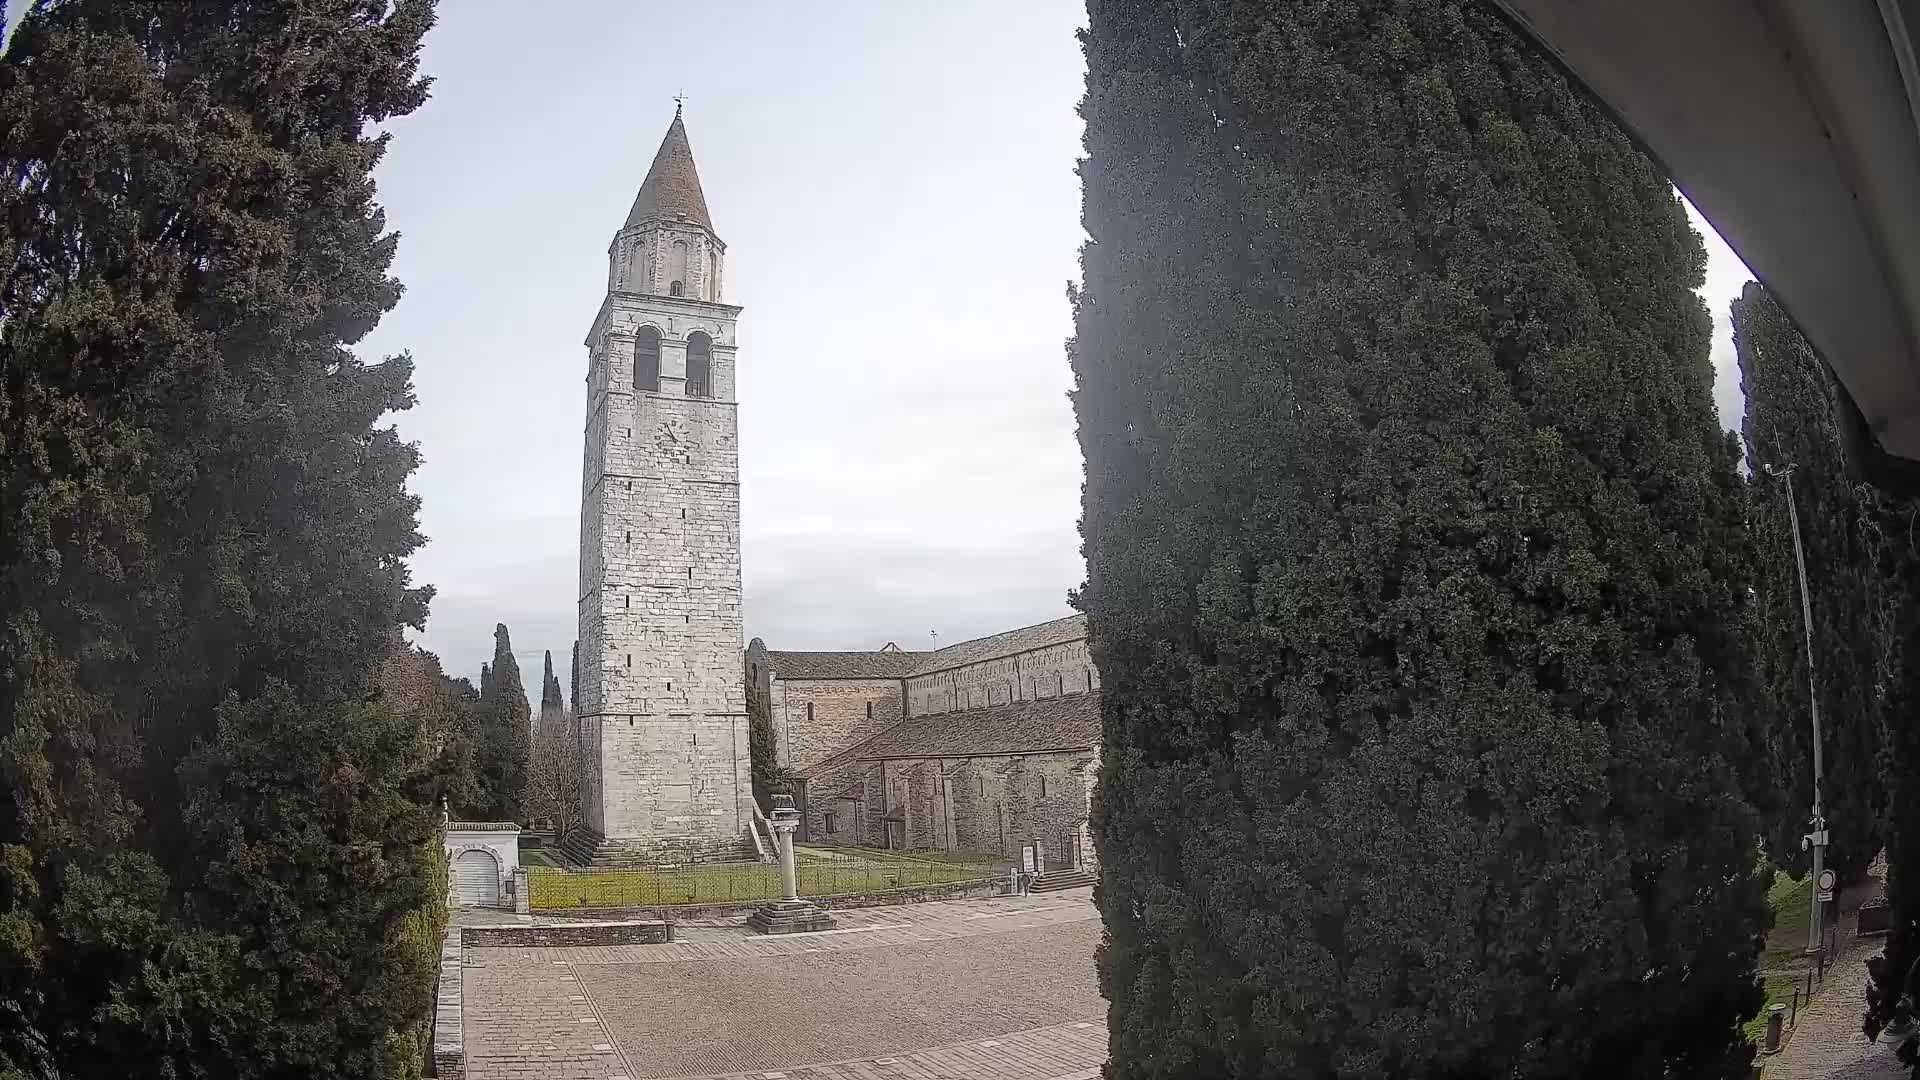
{"left": 1818, "top": 869, "right": 1837, "bottom": 892}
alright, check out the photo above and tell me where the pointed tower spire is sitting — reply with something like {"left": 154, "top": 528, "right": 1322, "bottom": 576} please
{"left": 625, "top": 110, "right": 713, "bottom": 233}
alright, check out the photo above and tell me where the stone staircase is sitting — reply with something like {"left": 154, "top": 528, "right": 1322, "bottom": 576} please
{"left": 1029, "top": 867, "right": 1097, "bottom": 893}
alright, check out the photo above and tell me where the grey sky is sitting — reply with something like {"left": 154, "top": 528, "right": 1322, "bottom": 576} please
{"left": 1, "top": 4, "right": 1753, "bottom": 697}
{"left": 356, "top": 3, "right": 1756, "bottom": 697}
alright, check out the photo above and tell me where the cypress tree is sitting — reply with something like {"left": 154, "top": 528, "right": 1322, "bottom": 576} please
{"left": 570, "top": 640, "right": 580, "bottom": 720}
{"left": 484, "top": 623, "right": 531, "bottom": 822}
{"left": 539, "top": 649, "right": 565, "bottom": 734}
{"left": 0, "top": 2, "right": 439, "bottom": 1075}
{"left": 1734, "top": 282, "right": 1896, "bottom": 882}
{"left": 1073, "top": 2, "right": 1768, "bottom": 1076}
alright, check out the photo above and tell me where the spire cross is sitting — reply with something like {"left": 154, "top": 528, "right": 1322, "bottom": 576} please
{"left": 673, "top": 90, "right": 686, "bottom": 118}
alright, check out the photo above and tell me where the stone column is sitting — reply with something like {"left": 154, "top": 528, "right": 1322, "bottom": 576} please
{"left": 511, "top": 867, "right": 530, "bottom": 915}
{"left": 775, "top": 813, "right": 799, "bottom": 900}
{"left": 747, "top": 794, "right": 835, "bottom": 935}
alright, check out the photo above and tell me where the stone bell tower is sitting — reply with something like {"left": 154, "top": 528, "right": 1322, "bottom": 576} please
{"left": 569, "top": 108, "right": 753, "bottom": 865}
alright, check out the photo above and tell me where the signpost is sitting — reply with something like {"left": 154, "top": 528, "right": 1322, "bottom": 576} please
{"left": 1817, "top": 868, "right": 1837, "bottom": 904}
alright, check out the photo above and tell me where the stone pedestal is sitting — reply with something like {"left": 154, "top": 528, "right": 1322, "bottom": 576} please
{"left": 746, "top": 897, "right": 837, "bottom": 934}
{"left": 749, "top": 794, "right": 836, "bottom": 935}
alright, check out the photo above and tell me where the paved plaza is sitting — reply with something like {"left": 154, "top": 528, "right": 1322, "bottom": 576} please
{"left": 460, "top": 889, "right": 1106, "bottom": 1080}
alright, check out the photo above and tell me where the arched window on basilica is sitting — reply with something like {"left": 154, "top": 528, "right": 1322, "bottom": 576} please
{"left": 686, "top": 331, "right": 712, "bottom": 398}
{"left": 635, "top": 326, "right": 661, "bottom": 392}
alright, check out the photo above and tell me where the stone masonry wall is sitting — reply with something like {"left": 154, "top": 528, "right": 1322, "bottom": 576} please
{"left": 905, "top": 639, "right": 1100, "bottom": 718}
{"left": 777, "top": 678, "right": 905, "bottom": 774}
{"left": 576, "top": 240, "right": 751, "bottom": 856}
{"left": 863, "top": 750, "right": 1096, "bottom": 865}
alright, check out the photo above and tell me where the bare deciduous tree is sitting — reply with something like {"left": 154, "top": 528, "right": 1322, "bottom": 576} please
{"left": 527, "top": 709, "right": 584, "bottom": 839}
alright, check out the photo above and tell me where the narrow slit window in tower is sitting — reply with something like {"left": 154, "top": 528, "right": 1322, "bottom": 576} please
{"left": 686, "top": 331, "right": 712, "bottom": 398}
{"left": 635, "top": 326, "right": 661, "bottom": 392}
{"left": 668, "top": 239, "right": 688, "bottom": 296}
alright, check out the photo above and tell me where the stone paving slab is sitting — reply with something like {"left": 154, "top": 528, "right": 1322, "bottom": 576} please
{"left": 571, "top": 921, "right": 1103, "bottom": 1077}
{"left": 471, "top": 893, "right": 1099, "bottom": 969}
{"left": 1762, "top": 948, "right": 1904, "bottom": 1080}
{"left": 461, "top": 888, "right": 1104, "bottom": 1080}
{"left": 664, "top": 1018, "right": 1109, "bottom": 1080}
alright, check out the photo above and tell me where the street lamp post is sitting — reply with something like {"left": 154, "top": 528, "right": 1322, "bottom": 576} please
{"left": 1765, "top": 462, "right": 1830, "bottom": 963}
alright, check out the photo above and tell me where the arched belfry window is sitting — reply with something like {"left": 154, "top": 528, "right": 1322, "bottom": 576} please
{"left": 669, "top": 239, "right": 688, "bottom": 297}
{"left": 686, "top": 331, "right": 712, "bottom": 398}
{"left": 635, "top": 326, "right": 661, "bottom": 392}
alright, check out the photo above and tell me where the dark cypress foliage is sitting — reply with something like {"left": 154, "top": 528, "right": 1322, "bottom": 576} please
{"left": 570, "top": 640, "right": 580, "bottom": 719}
{"left": 1072, "top": 2, "right": 1768, "bottom": 1076}
{"left": 0, "top": 1, "right": 440, "bottom": 1075}
{"left": 482, "top": 623, "right": 531, "bottom": 823}
{"left": 1735, "top": 282, "right": 1896, "bottom": 882}
{"left": 539, "top": 649, "right": 565, "bottom": 735}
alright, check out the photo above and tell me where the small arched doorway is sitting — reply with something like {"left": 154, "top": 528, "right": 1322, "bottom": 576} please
{"left": 454, "top": 849, "right": 501, "bottom": 907}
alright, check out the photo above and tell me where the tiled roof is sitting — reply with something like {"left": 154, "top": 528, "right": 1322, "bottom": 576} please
{"left": 625, "top": 114, "right": 713, "bottom": 232}
{"left": 765, "top": 650, "right": 926, "bottom": 680}
{"left": 908, "top": 614, "right": 1086, "bottom": 677}
{"left": 854, "top": 691, "right": 1101, "bottom": 760}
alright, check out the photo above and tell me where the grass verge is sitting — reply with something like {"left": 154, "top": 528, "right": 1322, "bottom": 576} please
{"left": 528, "top": 847, "right": 998, "bottom": 910}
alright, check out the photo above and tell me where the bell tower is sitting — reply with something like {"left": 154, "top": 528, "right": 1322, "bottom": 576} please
{"left": 570, "top": 108, "right": 752, "bottom": 865}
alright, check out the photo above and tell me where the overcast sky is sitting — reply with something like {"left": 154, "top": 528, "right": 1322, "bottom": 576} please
{"left": 350, "top": 2, "right": 1758, "bottom": 696}
{"left": 0, "top": 5, "right": 1754, "bottom": 697}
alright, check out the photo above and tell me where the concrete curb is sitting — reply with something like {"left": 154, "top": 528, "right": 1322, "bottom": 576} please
{"left": 431, "top": 924, "right": 463, "bottom": 1079}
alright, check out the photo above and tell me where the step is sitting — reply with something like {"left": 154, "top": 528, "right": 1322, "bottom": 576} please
{"left": 1029, "top": 869, "right": 1096, "bottom": 893}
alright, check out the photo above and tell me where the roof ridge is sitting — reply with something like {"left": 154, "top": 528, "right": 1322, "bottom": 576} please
{"left": 926, "top": 613, "right": 1084, "bottom": 656}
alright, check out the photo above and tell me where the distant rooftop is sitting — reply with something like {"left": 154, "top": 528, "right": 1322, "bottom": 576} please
{"left": 854, "top": 690, "right": 1101, "bottom": 760}
{"left": 761, "top": 614, "right": 1088, "bottom": 682}
{"left": 908, "top": 614, "right": 1086, "bottom": 677}
{"left": 763, "top": 649, "right": 925, "bottom": 680}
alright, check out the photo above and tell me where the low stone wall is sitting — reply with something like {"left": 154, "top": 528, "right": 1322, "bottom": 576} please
{"left": 461, "top": 920, "right": 673, "bottom": 947}
{"left": 543, "top": 874, "right": 1001, "bottom": 922}
{"left": 431, "top": 924, "right": 463, "bottom": 1079}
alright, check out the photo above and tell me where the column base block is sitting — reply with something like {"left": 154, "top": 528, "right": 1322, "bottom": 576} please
{"left": 747, "top": 898, "right": 837, "bottom": 935}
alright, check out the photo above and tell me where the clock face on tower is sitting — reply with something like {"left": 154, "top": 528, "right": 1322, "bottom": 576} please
{"left": 654, "top": 416, "right": 693, "bottom": 464}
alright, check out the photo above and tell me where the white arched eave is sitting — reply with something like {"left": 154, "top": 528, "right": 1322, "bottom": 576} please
{"left": 1490, "top": 0, "right": 1920, "bottom": 486}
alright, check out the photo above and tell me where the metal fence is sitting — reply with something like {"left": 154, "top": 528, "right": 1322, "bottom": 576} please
{"left": 527, "top": 850, "right": 999, "bottom": 911}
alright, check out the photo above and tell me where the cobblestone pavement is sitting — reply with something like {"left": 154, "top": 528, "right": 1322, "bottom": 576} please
{"left": 1763, "top": 948, "right": 1905, "bottom": 1080}
{"left": 462, "top": 888, "right": 1105, "bottom": 1080}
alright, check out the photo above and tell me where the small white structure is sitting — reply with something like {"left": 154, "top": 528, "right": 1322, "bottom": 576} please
{"left": 445, "top": 821, "right": 521, "bottom": 909}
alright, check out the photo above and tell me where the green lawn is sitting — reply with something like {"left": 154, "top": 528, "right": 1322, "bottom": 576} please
{"left": 1762, "top": 873, "right": 1813, "bottom": 969}
{"left": 1746, "top": 871, "right": 1818, "bottom": 1042}
{"left": 527, "top": 847, "right": 1000, "bottom": 910}
{"left": 518, "top": 846, "right": 559, "bottom": 869}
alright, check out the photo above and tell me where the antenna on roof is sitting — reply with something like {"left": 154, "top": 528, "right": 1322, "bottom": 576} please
{"left": 930, "top": 629, "right": 939, "bottom": 651}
